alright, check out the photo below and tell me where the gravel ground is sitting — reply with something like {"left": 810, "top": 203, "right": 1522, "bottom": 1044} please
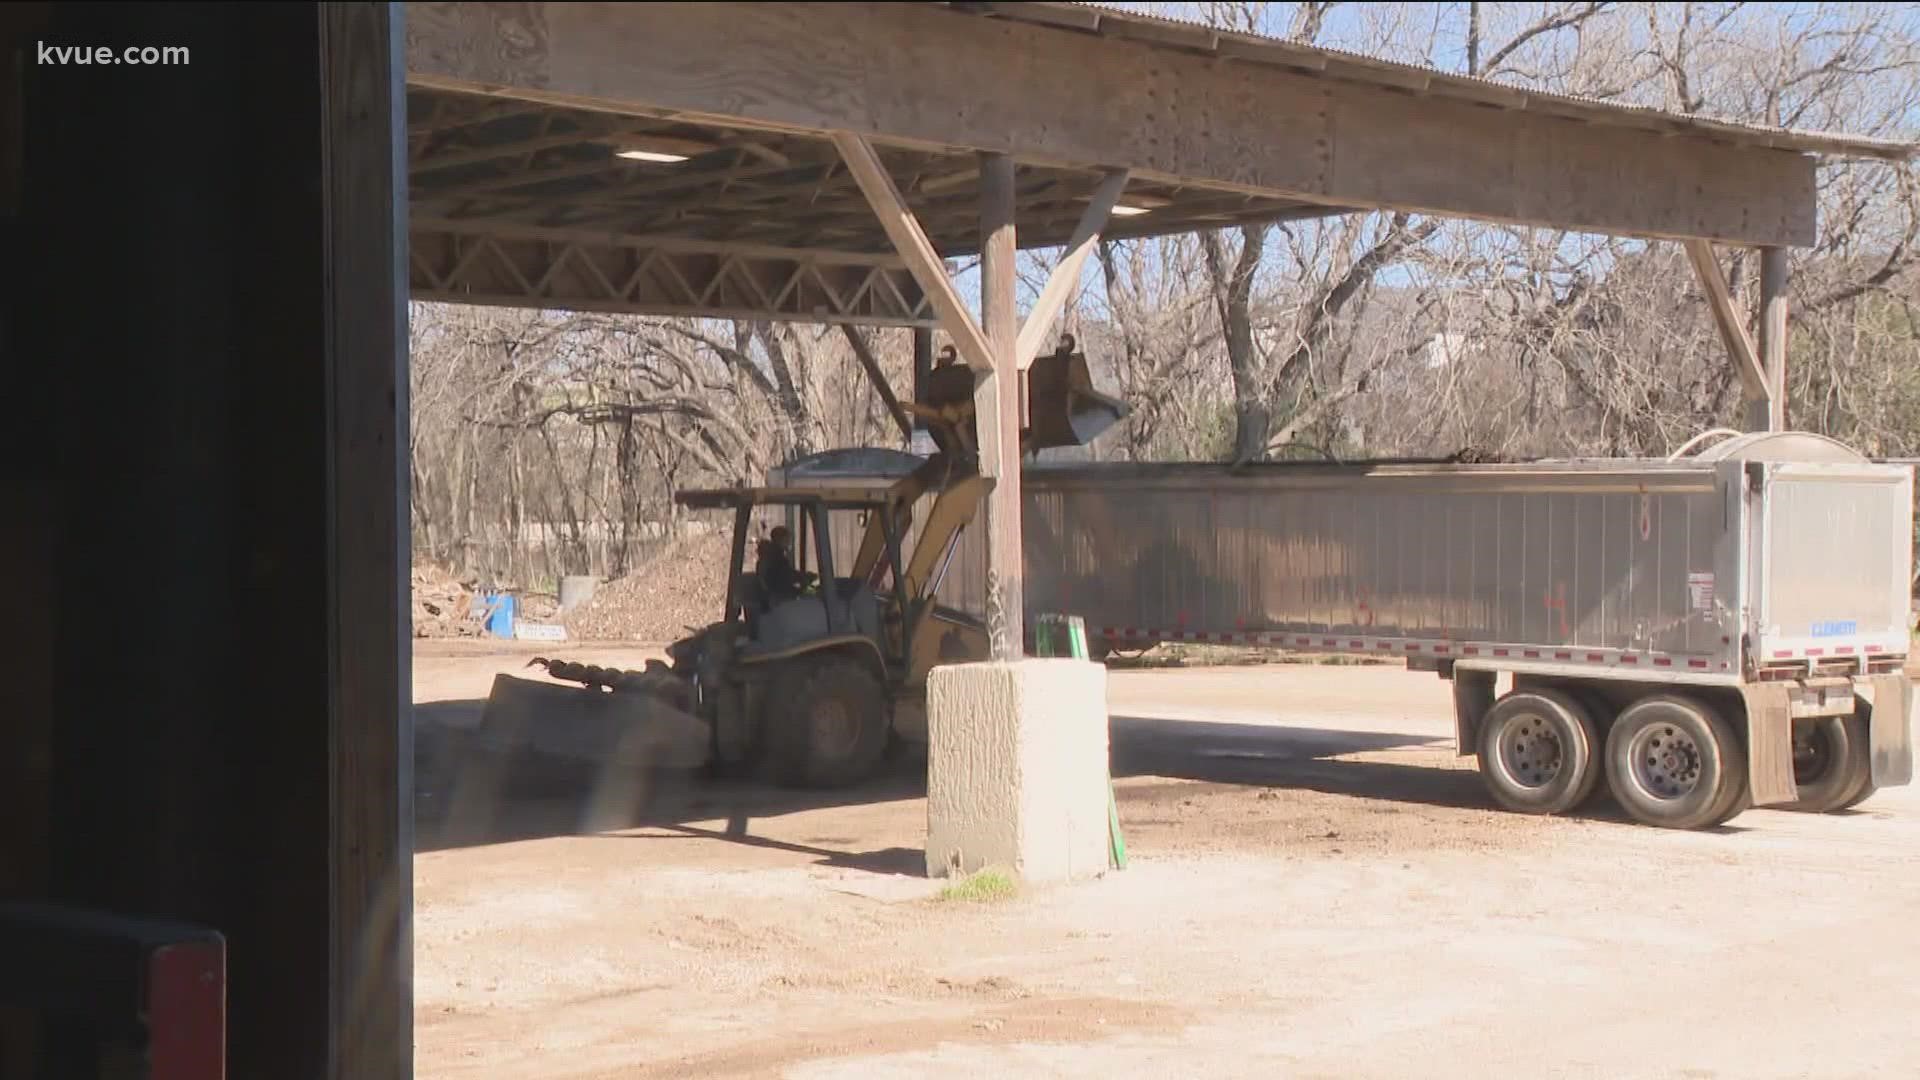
{"left": 414, "top": 650, "right": 1920, "bottom": 1079}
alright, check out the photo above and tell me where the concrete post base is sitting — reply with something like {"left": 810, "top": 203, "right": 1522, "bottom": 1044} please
{"left": 925, "top": 659, "right": 1110, "bottom": 883}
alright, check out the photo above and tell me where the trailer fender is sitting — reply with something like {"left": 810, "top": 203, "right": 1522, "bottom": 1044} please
{"left": 1451, "top": 669, "right": 1495, "bottom": 757}
{"left": 1866, "top": 674, "right": 1914, "bottom": 788}
{"left": 1739, "top": 683, "right": 1798, "bottom": 807}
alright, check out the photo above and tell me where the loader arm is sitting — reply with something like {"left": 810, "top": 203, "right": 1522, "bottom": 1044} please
{"left": 902, "top": 473, "right": 991, "bottom": 603}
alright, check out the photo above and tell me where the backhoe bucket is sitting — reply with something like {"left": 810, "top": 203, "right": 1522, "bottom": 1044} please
{"left": 915, "top": 345, "right": 1127, "bottom": 456}
{"left": 1023, "top": 346, "right": 1128, "bottom": 451}
{"left": 474, "top": 673, "right": 711, "bottom": 792}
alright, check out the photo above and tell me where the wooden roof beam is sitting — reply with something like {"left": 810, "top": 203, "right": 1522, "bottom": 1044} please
{"left": 1683, "top": 239, "right": 1770, "bottom": 400}
{"left": 407, "top": 2, "right": 1821, "bottom": 247}
{"left": 1016, "top": 168, "right": 1126, "bottom": 370}
{"left": 833, "top": 131, "right": 995, "bottom": 371}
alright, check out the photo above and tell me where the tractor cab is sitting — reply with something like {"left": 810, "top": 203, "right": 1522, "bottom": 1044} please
{"left": 674, "top": 453, "right": 992, "bottom": 686}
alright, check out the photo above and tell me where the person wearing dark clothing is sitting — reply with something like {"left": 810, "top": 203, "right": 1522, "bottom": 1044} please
{"left": 755, "top": 525, "right": 802, "bottom": 605}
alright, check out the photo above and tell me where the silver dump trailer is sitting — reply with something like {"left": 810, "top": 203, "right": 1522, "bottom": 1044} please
{"left": 782, "top": 432, "right": 1916, "bottom": 829}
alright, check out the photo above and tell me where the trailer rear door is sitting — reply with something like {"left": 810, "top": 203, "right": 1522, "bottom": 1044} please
{"left": 1752, "top": 462, "right": 1912, "bottom": 664}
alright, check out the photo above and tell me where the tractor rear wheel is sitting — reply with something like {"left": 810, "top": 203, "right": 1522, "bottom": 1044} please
{"left": 763, "top": 656, "right": 889, "bottom": 788}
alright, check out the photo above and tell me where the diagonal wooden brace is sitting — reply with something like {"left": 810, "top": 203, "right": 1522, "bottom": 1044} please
{"left": 832, "top": 131, "right": 996, "bottom": 373}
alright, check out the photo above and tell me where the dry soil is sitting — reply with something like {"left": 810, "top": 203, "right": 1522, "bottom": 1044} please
{"left": 413, "top": 643, "right": 1920, "bottom": 1079}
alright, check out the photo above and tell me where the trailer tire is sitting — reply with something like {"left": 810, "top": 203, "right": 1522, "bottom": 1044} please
{"left": 1605, "top": 696, "right": 1748, "bottom": 830}
{"left": 1834, "top": 698, "right": 1883, "bottom": 810}
{"left": 763, "top": 656, "right": 889, "bottom": 789}
{"left": 1476, "top": 689, "right": 1601, "bottom": 815}
{"left": 1783, "top": 713, "right": 1871, "bottom": 813}
{"left": 1836, "top": 778, "right": 1879, "bottom": 811}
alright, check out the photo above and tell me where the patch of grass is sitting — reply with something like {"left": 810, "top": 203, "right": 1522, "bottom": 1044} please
{"left": 935, "top": 868, "right": 1018, "bottom": 903}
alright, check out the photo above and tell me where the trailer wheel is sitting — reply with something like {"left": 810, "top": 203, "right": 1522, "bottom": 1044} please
{"left": 1836, "top": 777, "right": 1879, "bottom": 811}
{"left": 1834, "top": 698, "right": 1883, "bottom": 811}
{"left": 1604, "top": 696, "right": 1748, "bottom": 830}
{"left": 763, "top": 656, "right": 889, "bottom": 789}
{"left": 1782, "top": 713, "right": 1871, "bottom": 813}
{"left": 1476, "top": 689, "right": 1601, "bottom": 815}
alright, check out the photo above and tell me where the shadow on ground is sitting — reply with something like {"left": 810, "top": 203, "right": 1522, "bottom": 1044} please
{"left": 413, "top": 699, "right": 1494, "bottom": 858}
{"left": 1109, "top": 714, "right": 1484, "bottom": 811}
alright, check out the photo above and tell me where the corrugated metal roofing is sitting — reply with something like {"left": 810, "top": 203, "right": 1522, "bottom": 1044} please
{"left": 946, "top": 2, "right": 1915, "bottom": 162}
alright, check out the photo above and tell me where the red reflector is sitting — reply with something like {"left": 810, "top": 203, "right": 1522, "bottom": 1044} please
{"left": 1688, "top": 659, "right": 1708, "bottom": 669}
{"left": 1377, "top": 642, "right": 1393, "bottom": 650}
{"left": 1836, "top": 646, "right": 1856, "bottom": 655}
{"left": 1867, "top": 645, "right": 1884, "bottom": 653}
{"left": 1464, "top": 647, "right": 1480, "bottom": 656}
{"left": 1622, "top": 655, "right": 1639, "bottom": 664}
{"left": 1435, "top": 645, "right": 1450, "bottom": 655}
{"left": 1586, "top": 653, "right": 1604, "bottom": 662}
{"left": 1654, "top": 658, "right": 1672, "bottom": 667}
{"left": 1295, "top": 637, "right": 1310, "bottom": 646}
{"left": 1523, "top": 650, "right": 1540, "bottom": 659}
{"left": 1493, "top": 648, "right": 1509, "bottom": 657}
{"left": 1806, "top": 648, "right": 1824, "bottom": 657}
{"left": 1554, "top": 651, "right": 1573, "bottom": 660}
{"left": 1323, "top": 638, "right": 1337, "bottom": 647}
{"left": 1405, "top": 644, "right": 1420, "bottom": 652}
{"left": 149, "top": 941, "right": 226, "bottom": 1080}
{"left": 1349, "top": 640, "right": 1363, "bottom": 648}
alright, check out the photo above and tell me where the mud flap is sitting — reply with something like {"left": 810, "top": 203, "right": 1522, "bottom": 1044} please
{"left": 1740, "top": 683, "right": 1798, "bottom": 807}
{"left": 1867, "top": 674, "right": 1914, "bottom": 788}
{"left": 1452, "top": 669, "right": 1495, "bottom": 756}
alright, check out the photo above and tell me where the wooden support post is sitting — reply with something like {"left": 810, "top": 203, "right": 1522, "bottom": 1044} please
{"left": 977, "top": 151, "right": 1024, "bottom": 661}
{"left": 323, "top": 5, "right": 412, "bottom": 1075}
{"left": 1016, "top": 169, "right": 1128, "bottom": 370}
{"left": 831, "top": 131, "right": 995, "bottom": 372}
{"left": 1683, "top": 239, "right": 1771, "bottom": 430}
{"left": 840, "top": 324, "right": 914, "bottom": 443}
{"left": 1756, "top": 247, "right": 1788, "bottom": 433}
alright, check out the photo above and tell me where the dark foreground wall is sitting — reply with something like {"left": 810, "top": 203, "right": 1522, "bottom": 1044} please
{"left": 0, "top": 4, "right": 408, "bottom": 1077}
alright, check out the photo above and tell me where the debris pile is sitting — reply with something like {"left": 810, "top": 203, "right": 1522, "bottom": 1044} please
{"left": 412, "top": 561, "right": 480, "bottom": 639}
{"left": 565, "top": 533, "right": 730, "bottom": 642}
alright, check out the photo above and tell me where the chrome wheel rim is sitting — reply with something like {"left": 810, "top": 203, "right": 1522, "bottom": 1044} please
{"left": 1497, "top": 711, "right": 1564, "bottom": 789}
{"left": 1627, "top": 722, "right": 1703, "bottom": 801}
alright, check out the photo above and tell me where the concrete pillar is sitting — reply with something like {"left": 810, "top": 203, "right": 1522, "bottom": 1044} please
{"left": 925, "top": 659, "right": 1111, "bottom": 883}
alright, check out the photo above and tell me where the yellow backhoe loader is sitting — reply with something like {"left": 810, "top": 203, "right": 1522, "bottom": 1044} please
{"left": 475, "top": 341, "right": 1123, "bottom": 788}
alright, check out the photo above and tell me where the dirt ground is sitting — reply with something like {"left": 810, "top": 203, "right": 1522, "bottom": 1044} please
{"left": 413, "top": 642, "right": 1920, "bottom": 1079}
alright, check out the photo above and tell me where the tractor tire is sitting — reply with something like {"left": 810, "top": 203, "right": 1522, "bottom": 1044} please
{"left": 1604, "top": 695, "right": 1749, "bottom": 830}
{"left": 1782, "top": 713, "right": 1872, "bottom": 813}
{"left": 1475, "top": 689, "right": 1601, "bottom": 815}
{"left": 763, "top": 656, "right": 889, "bottom": 789}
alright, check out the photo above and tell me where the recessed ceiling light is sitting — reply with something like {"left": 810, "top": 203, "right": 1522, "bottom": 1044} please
{"left": 617, "top": 148, "right": 691, "bottom": 163}
{"left": 612, "top": 133, "right": 717, "bottom": 164}
{"left": 1109, "top": 192, "right": 1169, "bottom": 217}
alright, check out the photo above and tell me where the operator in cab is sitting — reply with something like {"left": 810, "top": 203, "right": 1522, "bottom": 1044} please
{"left": 755, "top": 525, "right": 806, "bottom": 605}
